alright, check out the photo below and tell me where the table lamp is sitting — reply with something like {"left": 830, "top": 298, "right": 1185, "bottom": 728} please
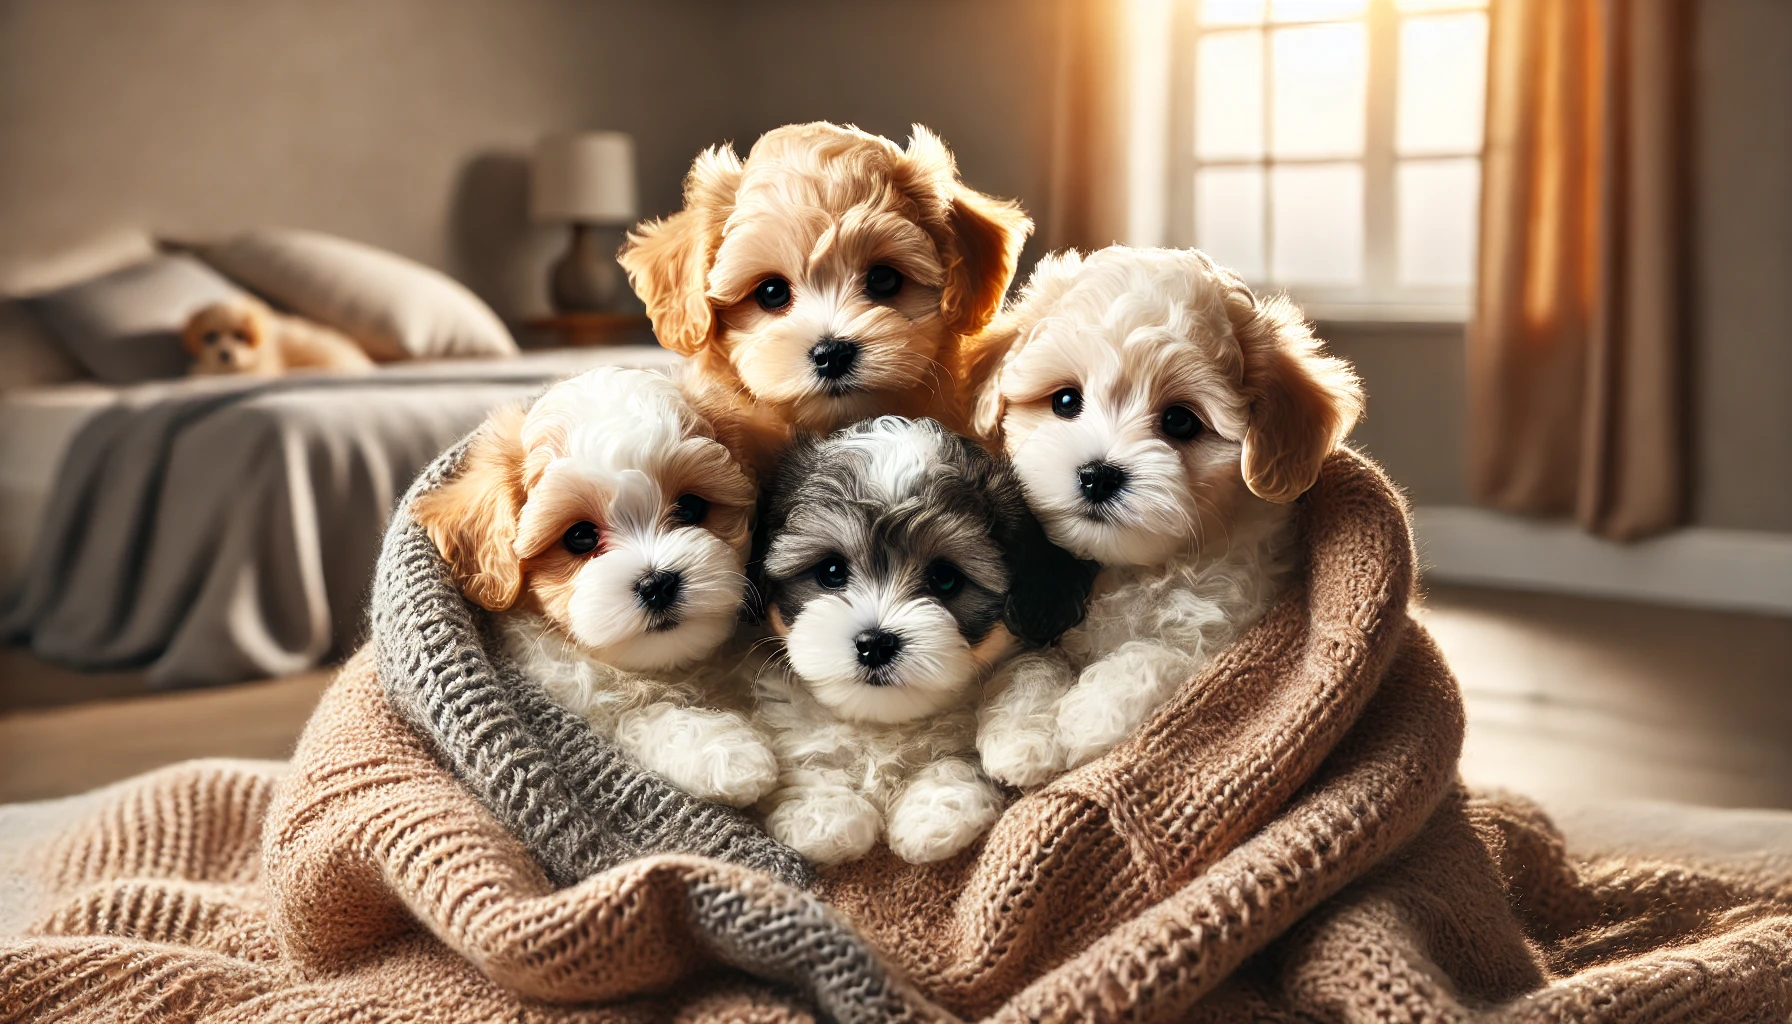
{"left": 531, "top": 131, "right": 638, "bottom": 313}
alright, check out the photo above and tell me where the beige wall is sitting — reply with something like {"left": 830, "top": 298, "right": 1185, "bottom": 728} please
{"left": 1690, "top": 0, "right": 1792, "bottom": 532}
{"left": 1320, "top": 323, "right": 1469, "bottom": 508}
{"left": 718, "top": 0, "right": 1058, "bottom": 275}
{"left": 0, "top": 0, "right": 734, "bottom": 320}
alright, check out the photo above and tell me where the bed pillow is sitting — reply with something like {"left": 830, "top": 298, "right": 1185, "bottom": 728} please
{"left": 198, "top": 228, "right": 516, "bottom": 361}
{"left": 0, "top": 301, "right": 86, "bottom": 391}
{"left": 0, "top": 229, "right": 161, "bottom": 390}
{"left": 23, "top": 254, "right": 250, "bottom": 384}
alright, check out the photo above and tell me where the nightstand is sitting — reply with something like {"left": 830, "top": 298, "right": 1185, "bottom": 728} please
{"left": 522, "top": 313, "right": 654, "bottom": 347}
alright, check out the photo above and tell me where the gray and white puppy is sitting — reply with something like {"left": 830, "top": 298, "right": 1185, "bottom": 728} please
{"left": 750, "top": 415, "right": 1095, "bottom": 865}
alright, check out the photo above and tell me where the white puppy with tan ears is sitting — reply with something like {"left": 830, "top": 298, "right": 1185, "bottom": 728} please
{"left": 412, "top": 367, "right": 780, "bottom": 808}
{"left": 750, "top": 416, "right": 1094, "bottom": 865}
{"left": 970, "top": 246, "right": 1364, "bottom": 787}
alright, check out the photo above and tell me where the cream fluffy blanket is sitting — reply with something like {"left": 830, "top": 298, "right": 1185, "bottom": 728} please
{"left": 4, "top": 451, "right": 1791, "bottom": 1022}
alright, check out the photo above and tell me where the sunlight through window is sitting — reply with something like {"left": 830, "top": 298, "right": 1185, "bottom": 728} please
{"left": 1175, "top": 0, "right": 1489, "bottom": 316}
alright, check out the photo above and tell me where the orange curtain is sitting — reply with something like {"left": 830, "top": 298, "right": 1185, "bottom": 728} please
{"left": 1469, "top": 0, "right": 1691, "bottom": 540}
{"left": 1042, "top": 0, "right": 1128, "bottom": 253}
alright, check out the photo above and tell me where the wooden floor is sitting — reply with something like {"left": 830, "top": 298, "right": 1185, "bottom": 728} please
{"left": 0, "top": 651, "right": 332, "bottom": 802}
{"left": 1425, "top": 585, "right": 1792, "bottom": 809}
{"left": 2, "top": 584, "right": 1790, "bottom": 807}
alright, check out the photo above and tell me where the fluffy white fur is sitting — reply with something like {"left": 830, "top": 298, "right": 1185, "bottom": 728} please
{"left": 501, "top": 618, "right": 777, "bottom": 808}
{"left": 978, "top": 508, "right": 1294, "bottom": 784}
{"left": 752, "top": 417, "right": 1031, "bottom": 865}
{"left": 973, "top": 247, "right": 1362, "bottom": 786}
{"left": 753, "top": 661, "right": 1001, "bottom": 866}
{"left": 415, "top": 367, "right": 777, "bottom": 808}
{"left": 782, "top": 588, "right": 978, "bottom": 725}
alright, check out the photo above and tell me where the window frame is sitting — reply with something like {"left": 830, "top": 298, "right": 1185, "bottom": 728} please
{"left": 1161, "top": 0, "right": 1487, "bottom": 323}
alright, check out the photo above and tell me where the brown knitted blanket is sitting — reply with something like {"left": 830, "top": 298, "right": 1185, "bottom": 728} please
{"left": 5, "top": 452, "right": 1791, "bottom": 1022}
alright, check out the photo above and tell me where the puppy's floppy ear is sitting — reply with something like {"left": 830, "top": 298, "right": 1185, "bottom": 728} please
{"left": 903, "top": 125, "right": 1033, "bottom": 336}
{"left": 984, "top": 456, "right": 1099, "bottom": 646}
{"left": 1221, "top": 277, "right": 1365, "bottom": 503}
{"left": 966, "top": 315, "right": 1020, "bottom": 440}
{"left": 679, "top": 371, "right": 793, "bottom": 482}
{"left": 181, "top": 309, "right": 211, "bottom": 356}
{"left": 965, "top": 250, "right": 1086, "bottom": 441}
{"left": 411, "top": 404, "right": 529, "bottom": 611}
{"left": 240, "top": 302, "right": 271, "bottom": 348}
{"left": 617, "top": 145, "right": 743, "bottom": 357}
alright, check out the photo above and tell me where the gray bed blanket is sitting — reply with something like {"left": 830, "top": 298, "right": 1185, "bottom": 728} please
{"left": 1, "top": 348, "right": 675, "bottom": 688}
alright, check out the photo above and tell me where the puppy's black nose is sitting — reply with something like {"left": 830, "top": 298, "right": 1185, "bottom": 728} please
{"left": 635, "top": 570, "right": 683, "bottom": 612}
{"left": 1078, "top": 461, "right": 1128, "bottom": 505}
{"left": 217, "top": 348, "right": 232, "bottom": 364}
{"left": 854, "top": 629, "right": 903, "bottom": 670}
{"left": 810, "top": 338, "right": 860, "bottom": 381}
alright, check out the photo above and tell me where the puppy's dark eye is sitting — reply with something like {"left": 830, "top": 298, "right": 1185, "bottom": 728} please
{"left": 204, "top": 331, "right": 221, "bottom": 345}
{"left": 1051, "top": 387, "right": 1083, "bottom": 420}
{"left": 562, "top": 520, "right": 600, "bottom": 555}
{"left": 924, "top": 560, "right": 963, "bottom": 599}
{"left": 755, "top": 277, "right": 792, "bottom": 311}
{"left": 669, "top": 493, "right": 708, "bottom": 525}
{"left": 865, "top": 264, "right": 903, "bottom": 300}
{"left": 814, "top": 556, "right": 849, "bottom": 590}
{"left": 1161, "top": 405, "right": 1203, "bottom": 441}
{"left": 232, "top": 331, "right": 248, "bottom": 342}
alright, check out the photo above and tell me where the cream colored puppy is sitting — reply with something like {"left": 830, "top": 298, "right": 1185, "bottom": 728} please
{"left": 972, "top": 247, "right": 1364, "bottom": 786}
{"left": 183, "top": 298, "right": 373, "bottom": 375}
{"left": 619, "top": 121, "right": 1032, "bottom": 473}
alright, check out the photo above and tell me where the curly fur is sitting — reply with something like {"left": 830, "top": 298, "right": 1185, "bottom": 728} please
{"left": 414, "top": 367, "right": 778, "bottom": 808}
{"left": 973, "top": 247, "right": 1362, "bottom": 787}
{"left": 751, "top": 416, "right": 1090, "bottom": 865}
{"left": 500, "top": 617, "right": 778, "bottom": 809}
{"left": 183, "top": 297, "right": 373, "bottom": 376}
{"left": 618, "top": 122, "right": 1033, "bottom": 463}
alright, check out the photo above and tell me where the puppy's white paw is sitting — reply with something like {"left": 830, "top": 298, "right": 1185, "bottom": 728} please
{"left": 977, "top": 723, "right": 1067, "bottom": 789}
{"left": 762, "top": 786, "right": 881, "bottom": 865}
{"left": 1054, "top": 651, "right": 1181, "bottom": 769}
{"left": 885, "top": 759, "right": 1005, "bottom": 864}
{"left": 977, "top": 651, "right": 1075, "bottom": 788}
{"left": 617, "top": 705, "right": 780, "bottom": 808}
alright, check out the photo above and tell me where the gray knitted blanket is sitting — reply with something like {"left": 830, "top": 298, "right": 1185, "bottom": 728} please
{"left": 369, "top": 437, "right": 812, "bottom": 890}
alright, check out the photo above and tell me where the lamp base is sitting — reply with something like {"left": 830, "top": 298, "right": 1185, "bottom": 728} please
{"left": 549, "top": 222, "right": 626, "bottom": 313}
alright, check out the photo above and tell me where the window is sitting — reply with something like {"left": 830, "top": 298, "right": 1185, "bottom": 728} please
{"left": 1149, "top": 0, "right": 1488, "bottom": 319}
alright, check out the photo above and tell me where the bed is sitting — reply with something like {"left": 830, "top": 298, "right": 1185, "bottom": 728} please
{"left": 0, "top": 346, "right": 678, "bottom": 690}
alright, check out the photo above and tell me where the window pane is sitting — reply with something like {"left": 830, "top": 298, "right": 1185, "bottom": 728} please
{"left": 1197, "top": 31, "right": 1265, "bottom": 159}
{"left": 1397, "top": 13, "right": 1488, "bottom": 155}
{"left": 1199, "top": 0, "right": 1264, "bottom": 25}
{"left": 1398, "top": 158, "right": 1480, "bottom": 286}
{"left": 1271, "top": 0, "right": 1368, "bottom": 21}
{"left": 1271, "top": 163, "right": 1363, "bottom": 285}
{"left": 1271, "top": 23, "right": 1366, "bottom": 158}
{"left": 1196, "top": 167, "right": 1267, "bottom": 280}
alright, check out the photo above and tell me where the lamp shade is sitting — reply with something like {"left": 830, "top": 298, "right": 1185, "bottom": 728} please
{"left": 531, "top": 132, "right": 637, "bottom": 224}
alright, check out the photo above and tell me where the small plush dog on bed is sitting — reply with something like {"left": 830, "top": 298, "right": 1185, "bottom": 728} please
{"left": 183, "top": 297, "right": 373, "bottom": 375}
{"left": 969, "top": 247, "right": 1364, "bottom": 787}
{"left": 618, "top": 122, "right": 1032, "bottom": 468}
{"left": 413, "top": 366, "right": 780, "bottom": 808}
{"left": 751, "top": 416, "right": 1095, "bottom": 864}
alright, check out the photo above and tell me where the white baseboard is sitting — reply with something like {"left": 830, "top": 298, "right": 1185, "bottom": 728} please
{"left": 1412, "top": 506, "right": 1792, "bottom": 617}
